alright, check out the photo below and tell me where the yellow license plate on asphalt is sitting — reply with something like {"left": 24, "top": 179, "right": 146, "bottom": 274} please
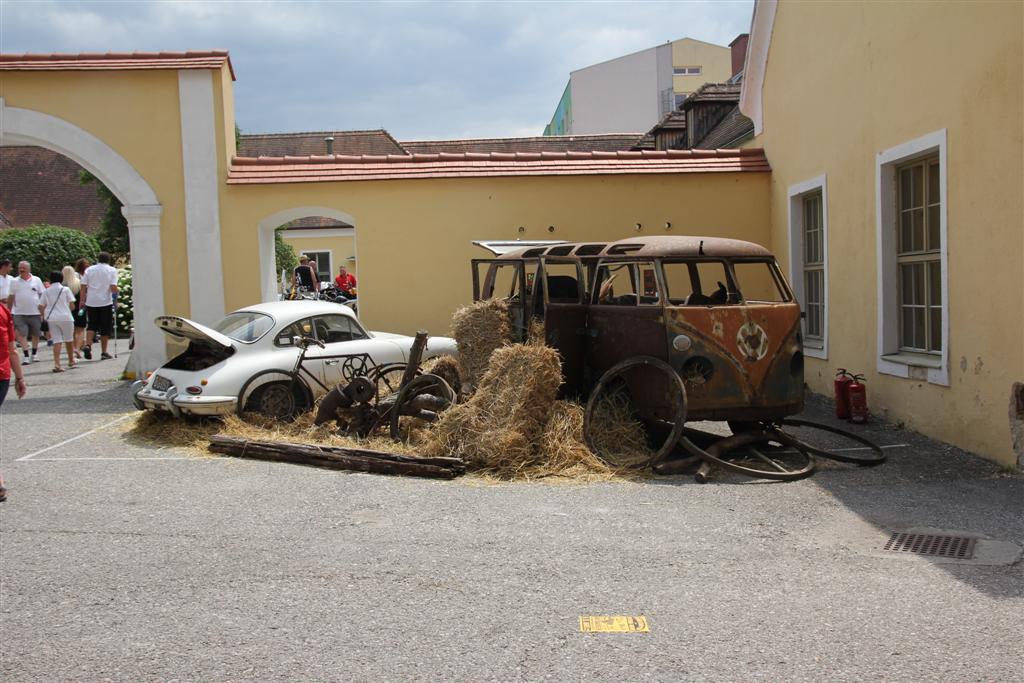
{"left": 578, "top": 615, "right": 649, "bottom": 632}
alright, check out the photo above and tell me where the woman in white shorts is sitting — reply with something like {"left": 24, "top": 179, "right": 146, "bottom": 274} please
{"left": 39, "top": 270, "right": 76, "bottom": 372}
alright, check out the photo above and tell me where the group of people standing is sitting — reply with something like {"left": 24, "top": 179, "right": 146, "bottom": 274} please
{"left": 0, "top": 252, "right": 120, "bottom": 373}
{"left": 0, "top": 251, "right": 121, "bottom": 503}
{"left": 292, "top": 255, "right": 357, "bottom": 298}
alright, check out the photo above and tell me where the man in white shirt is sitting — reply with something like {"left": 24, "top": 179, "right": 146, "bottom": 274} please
{"left": 10, "top": 261, "right": 45, "bottom": 364}
{"left": 80, "top": 251, "right": 119, "bottom": 361}
{"left": 0, "top": 260, "right": 15, "bottom": 309}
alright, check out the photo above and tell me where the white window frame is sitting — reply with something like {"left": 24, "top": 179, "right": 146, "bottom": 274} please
{"left": 875, "top": 129, "right": 949, "bottom": 386}
{"left": 302, "top": 249, "right": 333, "bottom": 284}
{"left": 787, "top": 175, "right": 829, "bottom": 360}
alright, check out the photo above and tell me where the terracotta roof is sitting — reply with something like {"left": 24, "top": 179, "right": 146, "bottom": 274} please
{"left": 694, "top": 105, "right": 755, "bottom": 150}
{"left": 280, "top": 216, "right": 351, "bottom": 230}
{"left": 0, "top": 50, "right": 235, "bottom": 80}
{"left": 0, "top": 146, "right": 106, "bottom": 233}
{"left": 400, "top": 134, "right": 642, "bottom": 154}
{"left": 227, "top": 148, "right": 769, "bottom": 185}
{"left": 239, "top": 130, "right": 407, "bottom": 157}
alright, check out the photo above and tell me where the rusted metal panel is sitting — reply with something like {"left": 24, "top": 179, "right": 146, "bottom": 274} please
{"left": 473, "top": 236, "right": 804, "bottom": 423}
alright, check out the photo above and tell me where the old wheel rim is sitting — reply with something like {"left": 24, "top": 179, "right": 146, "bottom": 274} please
{"left": 583, "top": 356, "right": 687, "bottom": 469}
{"left": 258, "top": 383, "right": 296, "bottom": 420}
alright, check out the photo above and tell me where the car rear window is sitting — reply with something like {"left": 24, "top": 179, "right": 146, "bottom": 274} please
{"left": 213, "top": 312, "right": 274, "bottom": 343}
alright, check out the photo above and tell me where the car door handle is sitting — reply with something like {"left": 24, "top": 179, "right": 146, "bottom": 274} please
{"left": 325, "top": 360, "right": 340, "bottom": 366}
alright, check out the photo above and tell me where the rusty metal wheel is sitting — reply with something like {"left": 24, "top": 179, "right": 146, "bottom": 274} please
{"left": 583, "top": 356, "right": 687, "bottom": 469}
{"left": 389, "top": 373, "right": 456, "bottom": 441}
{"left": 767, "top": 419, "right": 886, "bottom": 466}
{"left": 679, "top": 427, "right": 816, "bottom": 482}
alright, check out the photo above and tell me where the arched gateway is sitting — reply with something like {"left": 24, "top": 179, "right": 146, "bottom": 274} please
{"left": 0, "top": 98, "right": 165, "bottom": 376}
{"left": 0, "top": 51, "right": 236, "bottom": 376}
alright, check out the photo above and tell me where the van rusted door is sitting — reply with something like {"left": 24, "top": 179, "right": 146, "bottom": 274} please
{"left": 585, "top": 259, "right": 672, "bottom": 417}
{"left": 472, "top": 258, "right": 531, "bottom": 341}
{"left": 539, "top": 256, "right": 587, "bottom": 397}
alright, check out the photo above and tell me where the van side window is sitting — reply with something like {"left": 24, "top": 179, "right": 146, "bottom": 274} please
{"left": 663, "top": 261, "right": 731, "bottom": 305}
{"left": 594, "top": 261, "right": 660, "bottom": 306}
{"left": 543, "top": 262, "right": 583, "bottom": 304}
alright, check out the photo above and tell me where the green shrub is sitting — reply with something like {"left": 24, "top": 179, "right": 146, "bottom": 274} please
{"left": 0, "top": 224, "right": 100, "bottom": 277}
{"left": 275, "top": 227, "right": 298, "bottom": 274}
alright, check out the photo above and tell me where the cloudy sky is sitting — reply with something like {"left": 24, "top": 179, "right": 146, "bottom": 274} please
{"left": 1, "top": 0, "right": 754, "bottom": 140}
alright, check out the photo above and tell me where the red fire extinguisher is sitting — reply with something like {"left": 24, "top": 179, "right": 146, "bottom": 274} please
{"left": 834, "top": 368, "right": 854, "bottom": 419}
{"left": 847, "top": 373, "right": 869, "bottom": 424}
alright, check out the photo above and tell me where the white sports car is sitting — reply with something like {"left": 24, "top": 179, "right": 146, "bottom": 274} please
{"left": 132, "top": 301, "right": 457, "bottom": 418}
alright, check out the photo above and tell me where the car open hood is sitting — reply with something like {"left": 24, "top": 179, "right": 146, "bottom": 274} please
{"left": 155, "top": 316, "right": 235, "bottom": 350}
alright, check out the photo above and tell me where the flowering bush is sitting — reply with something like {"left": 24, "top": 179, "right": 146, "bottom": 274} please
{"left": 115, "top": 264, "right": 133, "bottom": 335}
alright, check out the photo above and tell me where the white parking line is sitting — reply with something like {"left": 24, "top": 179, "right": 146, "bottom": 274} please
{"left": 26, "top": 456, "right": 197, "bottom": 462}
{"left": 13, "top": 413, "right": 180, "bottom": 462}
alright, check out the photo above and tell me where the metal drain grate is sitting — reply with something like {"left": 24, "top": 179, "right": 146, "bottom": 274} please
{"left": 883, "top": 532, "right": 976, "bottom": 559}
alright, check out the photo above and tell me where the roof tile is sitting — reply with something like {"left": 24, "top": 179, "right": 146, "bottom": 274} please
{"left": 0, "top": 50, "right": 236, "bottom": 79}
{"left": 227, "top": 148, "right": 769, "bottom": 184}
{"left": 0, "top": 146, "right": 106, "bottom": 233}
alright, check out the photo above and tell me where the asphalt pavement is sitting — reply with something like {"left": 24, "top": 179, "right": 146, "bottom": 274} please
{"left": 1, "top": 345, "right": 1022, "bottom": 681}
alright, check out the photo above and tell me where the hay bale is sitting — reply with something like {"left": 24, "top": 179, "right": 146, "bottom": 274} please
{"left": 585, "top": 388, "right": 654, "bottom": 468}
{"left": 423, "top": 354, "right": 463, "bottom": 398}
{"left": 536, "top": 401, "right": 615, "bottom": 478}
{"left": 427, "top": 343, "right": 562, "bottom": 475}
{"left": 450, "top": 299, "right": 513, "bottom": 387}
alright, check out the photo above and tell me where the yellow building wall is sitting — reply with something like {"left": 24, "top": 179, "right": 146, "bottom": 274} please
{"left": 755, "top": 1, "right": 1024, "bottom": 464}
{"left": 0, "top": 70, "right": 194, "bottom": 319}
{"left": 671, "top": 38, "right": 732, "bottom": 95}
{"left": 219, "top": 172, "right": 772, "bottom": 335}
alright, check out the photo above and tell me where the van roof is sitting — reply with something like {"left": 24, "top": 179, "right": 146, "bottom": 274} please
{"left": 496, "top": 235, "right": 772, "bottom": 260}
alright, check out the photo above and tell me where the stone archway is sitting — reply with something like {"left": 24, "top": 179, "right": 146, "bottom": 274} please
{"left": 0, "top": 98, "right": 165, "bottom": 376}
{"left": 257, "top": 205, "right": 357, "bottom": 304}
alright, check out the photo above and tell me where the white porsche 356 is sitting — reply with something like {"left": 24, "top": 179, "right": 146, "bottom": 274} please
{"left": 132, "top": 301, "right": 456, "bottom": 419}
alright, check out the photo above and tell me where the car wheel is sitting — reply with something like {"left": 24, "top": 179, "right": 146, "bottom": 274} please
{"left": 251, "top": 381, "right": 299, "bottom": 420}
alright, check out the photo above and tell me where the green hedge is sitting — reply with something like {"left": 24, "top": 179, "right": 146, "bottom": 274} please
{"left": 0, "top": 224, "right": 100, "bottom": 277}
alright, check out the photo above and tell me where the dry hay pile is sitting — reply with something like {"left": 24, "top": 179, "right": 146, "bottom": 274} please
{"left": 422, "top": 354, "right": 463, "bottom": 397}
{"left": 585, "top": 387, "right": 655, "bottom": 468}
{"left": 126, "top": 408, "right": 421, "bottom": 457}
{"left": 426, "top": 343, "right": 613, "bottom": 479}
{"left": 450, "top": 298, "right": 512, "bottom": 388}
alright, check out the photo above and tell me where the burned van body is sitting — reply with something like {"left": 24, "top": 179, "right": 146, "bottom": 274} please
{"left": 473, "top": 235, "right": 804, "bottom": 424}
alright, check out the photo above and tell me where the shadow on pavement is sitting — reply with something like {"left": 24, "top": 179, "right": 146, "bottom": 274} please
{"left": 650, "top": 393, "right": 1023, "bottom": 599}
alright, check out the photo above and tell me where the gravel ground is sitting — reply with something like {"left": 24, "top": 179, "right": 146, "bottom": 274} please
{"left": 1, "top": 348, "right": 1021, "bottom": 682}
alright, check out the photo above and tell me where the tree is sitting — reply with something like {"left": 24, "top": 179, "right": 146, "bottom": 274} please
{"left": 275, "top": 227, "right": 298, "bottom": 275}
{"left": 79, "top": 170, "right": 129, "bottom": 259}
{"left": 0, "top": 224, "right": 100, "bottom": 276}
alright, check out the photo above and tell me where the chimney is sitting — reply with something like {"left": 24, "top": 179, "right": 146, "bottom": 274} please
{"left": 325, "top": 136, "right": 335, "bottom": 155}
{"left": 729, "top": 33, "right": 749, "bottom": 78}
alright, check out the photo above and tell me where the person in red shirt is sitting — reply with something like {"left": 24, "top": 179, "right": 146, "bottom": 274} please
{"left": 334, "top": 265, "right": 357, "bottom": 297}
{"left": 0, "top": 302, "right": 27, "bottom": 502}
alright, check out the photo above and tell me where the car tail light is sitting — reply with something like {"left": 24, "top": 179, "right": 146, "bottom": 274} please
{"left": 186, "top": 386, "right": 203, "bottom": 395}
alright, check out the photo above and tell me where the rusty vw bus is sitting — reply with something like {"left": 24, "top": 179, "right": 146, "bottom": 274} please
{"left": 470, "top": 235, "right": 877, "bottom": 480}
